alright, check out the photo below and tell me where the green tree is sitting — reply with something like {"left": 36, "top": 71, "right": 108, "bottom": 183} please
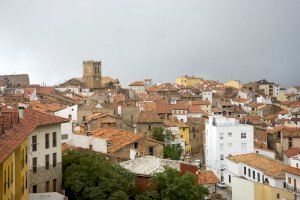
{"left": 62, "top": 149, "right": 135, "bottom": 199}
{"left": 146, "top": 167, "right": 208, "bottom": 200}
{"left": 163, "top": 144, "right": 183, "bottom": 160}
{"left": 152, "top": 127, "right": 165, "bottom": 142}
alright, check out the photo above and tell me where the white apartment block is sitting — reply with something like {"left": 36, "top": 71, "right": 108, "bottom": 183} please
{"left": 29, "top": 124, "right": 63, "bottom": 193}
{"left": 205, "top": 115, "right": 254, "bottom": 181}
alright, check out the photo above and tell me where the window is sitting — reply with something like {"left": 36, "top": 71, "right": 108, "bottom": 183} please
{"left": 183, "top": 128, "right": 185, "bottom": 131}
{"left": 244, "top": 167, "right": 246, "bottom": 175}
{"left": 241, "top": 143, "right": 247, "bottom": 151}
{"left": 149, "top": 147, "right": 154, "bottom": 156}
{"left": 288, "top": 137, "right": 292, "bottom": 148}
{"left": 220, "top": 144, "right": 224, "bottom": 151}
{"left": 248, "top": 169, "right": 251, "bottom": 177}
{"left": 276, "top": 193, "right": 280, "bottom": 199}
{"left": 228, "top": 132, "right": 232, "bottom": 136}
{"left": 288, "top": 177, "right": 291, "bottom": 184}
{"left": 253, "top": 171, "right": 255, "bottom": 179}
{"left": 53, "top": 179, "right": 57, "bottom": 192}
{"left": 134, "top": 142, "right": 138, "bottom": 149}
{"left": 33, "top": 185, "right": 37, "bottom": 193}
{"left": 45, "top": 155, "right": 50, "bottom": 169}
{"left": 53, "top": 153, "right": 57, "bottom": 168}
{"left": 297, "top": 163, "right": 299, "bottom": 168}
{"left": 277, "top": 132, "right": 280, "bottom": 139}
{"left": 241, "top": 132, "right": 247, "bottom": 139}
{"left": 32, "top": 135, "right": 37, "bottom": 151}
{"left": 32, "top": 157, "right": 37, "bottom": 173}
{"left": 82, "top": 116, "right": 86, "bottom": 121}
{"left": 21, "top": 149, "right": 25, "bottom": 168}
{"left": 148, "top": 125, "right": 152, "bottom": 131}
{"left": 220, "top": 133, "right": 224, "bottom": 140}
{"left": 25, "top": 146, "right": 28, "bottom": 163}
{"left": 52, "top": 132, "right": 57, "bottom": 147}
{"left": 25, "top": 172, "right": 28, "bottom": 188}
{"left": 229, "top": 175, "right": 231, "bottom": 183}
{"left": 45, "top": 133, "right": 49, "bottom": 149}
{"left": 257, "top": 173, "right": 260, "bottom": 182}
{"left": 46, "top": 181, "right": 50, "bottom": 192}
{"left": 220, "top": 154, "right": 224, "bottom": 160}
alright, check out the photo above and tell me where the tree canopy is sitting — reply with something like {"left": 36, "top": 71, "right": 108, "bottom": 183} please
{"left": 163, "top": 144, "right": 183, "bottom": 160}
{"left": 62, "top": 149, "right": 136, "bottom": 200}
{"left": 139, "top": 167, "right": 208, "bottom": 200}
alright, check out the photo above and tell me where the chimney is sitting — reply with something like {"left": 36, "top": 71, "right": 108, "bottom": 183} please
{"left": 18, "top": 106, "right": 25, "bottom": 119}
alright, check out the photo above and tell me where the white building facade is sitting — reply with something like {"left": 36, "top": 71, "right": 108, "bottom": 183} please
{"left": 205, "top": 115, "right": 254, "bottom": 181}
{"left": 54, "top": 105, "right": 78, "bottom": 143}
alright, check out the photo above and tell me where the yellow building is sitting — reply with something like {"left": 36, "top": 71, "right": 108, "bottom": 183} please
{"left": 232, "top": 176, "right": 294, "bottom": 200}
{"left": 0, "top": 139, "right": 29, "bottom": 200}
{"left": 163, "top": 119, "right": 191, "bottom": 155}
{"left": 175, "top": 76, "right": 202, "bottom": 87}
{"left": 225, "top": 79, "right": 243, "bottom": 90}
{"left": 179, "top": 125, "right": 191, "bottom": 154}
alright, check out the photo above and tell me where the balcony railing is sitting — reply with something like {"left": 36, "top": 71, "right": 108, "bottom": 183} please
{"left": 286, "top": 185, "right": 300, "bottom": 193}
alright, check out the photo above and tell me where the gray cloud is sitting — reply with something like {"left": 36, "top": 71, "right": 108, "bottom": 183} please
{"left": 0, "top": 0, "right": 299, "bottom": 87}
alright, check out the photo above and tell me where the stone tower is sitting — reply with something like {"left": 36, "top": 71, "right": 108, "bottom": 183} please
{"left": 82, "top": 60, "right": 102, "bottom": 89}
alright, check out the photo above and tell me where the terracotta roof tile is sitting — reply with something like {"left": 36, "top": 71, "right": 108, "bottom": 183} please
{"left": 137, "top": 111, "right": 163, "bottom": 123}
{"left": 284, "top": 148, "right": 300, "bottom": 158}
{"left": 285, "top": 166, "right": 300, "bottom": 176}
{"left": 92, "top": 128, "right": 143, "bottom": 153}
{"left": 227, "top": 153, "right": 289, "bottom": 179}
{"left": 198, "top": 170, "right": 220, "bottom": 184}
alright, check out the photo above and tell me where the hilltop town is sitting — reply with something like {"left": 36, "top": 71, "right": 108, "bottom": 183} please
{"left": 0, "top": 60, "right": 300, "bottom": 200}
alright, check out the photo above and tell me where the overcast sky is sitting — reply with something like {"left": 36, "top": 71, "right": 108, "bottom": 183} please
{"left": 0, "top": 0, "right": 299, "bottom": 88}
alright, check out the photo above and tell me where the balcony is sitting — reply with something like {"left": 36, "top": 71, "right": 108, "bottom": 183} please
{"left": 286, "top": 185, "right": 300, "bottom": 193}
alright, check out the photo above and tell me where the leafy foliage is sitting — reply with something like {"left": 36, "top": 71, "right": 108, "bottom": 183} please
{"left": 150, "top": 167, "right": 208, "bottom": 200}
{"left": 62, "top": 149, "right": 136, "bottom": 199}
{"left": 152, "top": 127, "right": 165, "bottom": 142}
{"left": 163, "top": 144, "right": 183, "bottom": 160}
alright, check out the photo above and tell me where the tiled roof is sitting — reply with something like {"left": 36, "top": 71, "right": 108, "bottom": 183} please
{"left": 198, "top": 170, "right": 220, "bottom": 184}
{"left": 23, "top": 88, "right": 36, "bottom": 98}
{"left": 266, "top": 126, "right": 285, "bottom": 134}
{"left": 156, "top": 101, "right": 171, "bottom": 114}
{"left": 170, "top": 102, "right": 189, "bottom": 111}
{"left": 284, "top": 148, "right": 300, "bottom": 158}
{"left": 129, "top": 81, "right": 145, "bottom": 87}
{"left": 155, "top": 83, "right": 179, "bottom": 92}
{"left": 192, "top": 100, "right": 211, "bottom": 105}
{"left": 227, "top": 153, "right": 289, "bottom": 179}
{"left": 137, "top": 111, "right": 163, "bottom": 123}
{"left": 285, "top": 166, "right": 300, "bottom": 176}
{"left": 92, "top": 128, "right": 143, "bottom": 153}
{"left": 86, "top": 112, "right": 117, "bottom": 122}
{"left": 0, "top": 109, "right": 69, "bottom": 163}
{"left": 36, "top": 86, "right": 54, "bottom": 94}
{"left": 29, "top": 100, "right": 67, "bottom": 113}
{"left": 233, "top": 97, "right": 249, "bottom": 103}
{"left": 188, "top": 105, "right": 202, "bottom": 113}
{"left": 163, "top": 118, "right": 189, "bottom": 128}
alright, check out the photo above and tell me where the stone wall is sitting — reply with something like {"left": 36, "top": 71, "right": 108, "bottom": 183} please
{"left": 29, "top": 163, "right": 62, "bottom": 193}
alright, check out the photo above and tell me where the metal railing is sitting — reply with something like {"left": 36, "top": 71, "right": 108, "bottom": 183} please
{"left": 286, "top": 185, "right": 300, "bottom": 193}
